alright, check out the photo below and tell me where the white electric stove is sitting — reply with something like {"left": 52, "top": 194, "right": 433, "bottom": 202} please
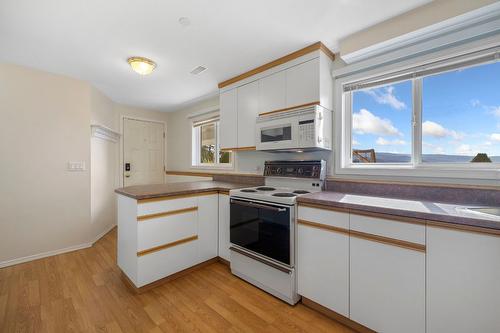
{"left": 228, "top": 160, "right": 326, "bottom": 305}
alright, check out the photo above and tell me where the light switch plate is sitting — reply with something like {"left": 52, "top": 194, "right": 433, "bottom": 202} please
{"left": 67, "top": 161, "right": 86, "bottom": 171}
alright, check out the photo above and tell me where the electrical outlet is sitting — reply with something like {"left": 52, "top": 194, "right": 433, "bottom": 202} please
{"left": 67, "top": 161, "right": 86, "bottom": 171}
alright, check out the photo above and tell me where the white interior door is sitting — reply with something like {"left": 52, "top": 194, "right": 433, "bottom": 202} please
{"left": 123, "top": 118, "right": 164, "bottom": 186}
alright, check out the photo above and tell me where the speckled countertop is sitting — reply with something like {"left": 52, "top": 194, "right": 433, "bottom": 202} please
{"left": 115, "top": 181, "right": 248, "bottom": 200}
{"left": 298, "top": 191, "right": 500, "bottom": 231}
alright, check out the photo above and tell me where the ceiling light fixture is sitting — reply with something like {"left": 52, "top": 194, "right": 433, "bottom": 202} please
{"left": 190, "top": 65, "right": 207, "bottom": 75}
{"left": 127, "top": 56, "right": 156, "bottom": 75}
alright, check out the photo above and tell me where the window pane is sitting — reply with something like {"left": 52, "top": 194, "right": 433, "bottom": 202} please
{"left": 351, "top": 80, "right": 412, "bottom": 163}
{"left": 219, "top": 151, "right": 231, "bottom": 164}
{"left": 422, "top": 61, "right": 500, "bottom": 163}
{"left": 200, "top": 123, "right": 215, "bottom": 164}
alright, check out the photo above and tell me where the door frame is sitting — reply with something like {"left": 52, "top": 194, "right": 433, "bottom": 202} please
{"left": 120, "top": 116, "right": 166, "bottom": 187}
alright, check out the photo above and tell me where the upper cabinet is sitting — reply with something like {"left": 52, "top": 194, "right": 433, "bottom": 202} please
{"left": 218, "top": 42, "right": 334, "bottom": 150}
{"left": 285, "top": 58, "right": 320, "bottom": 108}
{"left": 258, "top": 71, "right": 286, "bottom": 114}
{"left": 219, "top": 88, "right": 238, "bottom": 150}
{"left": 237, "top": 81, "right": 259, "bottom": 148}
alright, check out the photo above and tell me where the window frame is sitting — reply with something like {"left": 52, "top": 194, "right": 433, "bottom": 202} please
{"left": 336, "top": 46, "right": 500, "bottom": 180}
{"left": 191, "top": 120, "right": 233, "bottom": 169}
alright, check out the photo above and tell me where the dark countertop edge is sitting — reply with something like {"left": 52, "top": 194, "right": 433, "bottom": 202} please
{"left": 114, "top": 184, "right": 246, "bottom": 200}
{"left": 297, "top": 196, "right": 500, "bottom": 232}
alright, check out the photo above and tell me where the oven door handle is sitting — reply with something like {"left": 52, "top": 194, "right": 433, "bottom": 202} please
{"left": 230, "top": 199, "right": 287, "bottom": 212}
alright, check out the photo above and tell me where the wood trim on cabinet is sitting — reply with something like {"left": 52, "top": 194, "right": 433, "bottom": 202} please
{"left": 298, "top": 218, "right": 425, "bottom": 252}
{"left": 137, "top": 206, "right": 198, "bottom": 222}
{"left": 219, "top": 190, "right": 230, "bottom": 195}
{"left": 301, "top": 297, "right": 376, "bottom": 333}
{"left": 349, "top": 230, "right": 426, "bottom": 253}
{"left": 220, "top": 146, "right": 256, "bottom": 152}
{"left": 218, "top": 41, "right": 335, "bottom": 88}
{"left": 297, "top": 219, "right": 349, "bottom": 235}
{"left": 258, "top": 101, "right": 320, "bottom": 116}
{"left": 136, "top": 235, "right": 198, "bottom": 257}
{"left": 137, "top": 191, "right": 219, "bottom": 203}
{"left": 298, "top": 202, "right": 350, "bottom": 214}
{"left": 120, "top": 257, "right": 219, "bottom": 294}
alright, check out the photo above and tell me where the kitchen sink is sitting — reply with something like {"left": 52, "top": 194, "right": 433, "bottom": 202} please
{"left": 464, "top": 207, "right": 500, "bottom": 218}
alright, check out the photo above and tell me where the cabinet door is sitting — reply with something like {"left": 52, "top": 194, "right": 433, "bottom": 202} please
{"left": 350, "top": 237, "right": 425, "bottom": 333}
{"left": 297, "top": 225, "right": 349, "bottom": 316}
{"left": 259, "top": 71, "right": 286, "bottom": 114}
{"left": 218, "top": 193, "right": 230, "bottom": 262}
{"left": 427, "top": 226, "right": 500, "bottom": 333}
{"left": 197, "top": 194, "right": 218, "bottom": 262}
{"left": 285, "top": 58, "right": 319, "bottom": 108}
{"left": 219, "top": 88, "right": 238, "bottom": 149}
{"left": 237, "top": 81, "right": 259, "bottom": 148}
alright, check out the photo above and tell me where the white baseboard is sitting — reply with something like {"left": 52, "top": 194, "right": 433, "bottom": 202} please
{"left": 0, "top": 223, "right": 117, "bottom": 269}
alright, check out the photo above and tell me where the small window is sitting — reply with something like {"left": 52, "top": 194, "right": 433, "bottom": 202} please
{"left": 192, "top": 120, "right": 232, "bottom": 167}
{"left": 422, "top": 61, "right": 500, "bottom": 163}
{"left": 351, "top": 80, "right": 413, "bottom": 164}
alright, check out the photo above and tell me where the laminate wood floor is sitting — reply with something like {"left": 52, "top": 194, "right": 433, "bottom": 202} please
{"left": 0, "top": 228, "right": 354, "bottom": 333}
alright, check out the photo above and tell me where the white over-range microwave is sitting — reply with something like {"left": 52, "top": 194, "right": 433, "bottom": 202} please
{"left": 255, "top": 105, "right": 332, "bottom": 152}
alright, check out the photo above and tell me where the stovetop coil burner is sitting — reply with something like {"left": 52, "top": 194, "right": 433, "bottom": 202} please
{"left": 272, "top": 193, "right": 298, "bottom": 197}
{"left": 256, "top": 187, "right": 276, "bottom": 191}
{"left": 293, "top": 190, "right": 310, "bottom": 194}
{"left": 241, "top": 189, "right": 257, "bottom": 193}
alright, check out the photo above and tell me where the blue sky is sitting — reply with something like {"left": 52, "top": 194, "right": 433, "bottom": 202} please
{"left": 352, "top": 61, "right": 500, "bottom": 160}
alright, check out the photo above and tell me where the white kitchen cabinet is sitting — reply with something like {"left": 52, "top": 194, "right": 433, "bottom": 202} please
{"left": 426, "top": 226, "right": 500, "bottom": 333}
{"left": 349, "top": 215, "right": 426, "bottom": 333}
{"left": 117, "top": 192, "right": 219, "bottom": 288}
{"left": 197, "top": 194, "right": 219, "bottom": 262}
{"left": 285, "top": 58, "right": 320, "bottom": 108}
{"left": 219, "top": 88, "right": 238, "bottom": 149}
{"left": 237, "top": 81, "right": 259, "bottom": 148}
{"left": 258, "top": 71, "right": 286, "bottom": 114}
{"left": 218, "top": 193, "right": 231, "bottom": 262}
{"left": 297, "top": 206, "right": 349, "bottom": 317}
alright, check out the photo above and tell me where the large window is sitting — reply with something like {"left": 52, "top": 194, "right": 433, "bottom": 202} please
{"left": 192, "top": 119, "right": 232, "bottom": 167}
{"left": 343, "top": 49, "right": 500, "bottom": 171}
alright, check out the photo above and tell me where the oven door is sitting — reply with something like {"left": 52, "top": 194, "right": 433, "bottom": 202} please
{"left": 255, "top": 116, "right": 298, "bottom": 151}
{"left": 230, "top": 198, "right": 294, "bottom": 266}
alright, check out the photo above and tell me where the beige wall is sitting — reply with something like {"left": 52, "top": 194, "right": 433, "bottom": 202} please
{"left": 0, "top": 63, "right": 168, "bottom": 266}
{"left": 339, "top": 0, "right": 497, "bottom": 56}
{"left": 0, "top": 63, "right": 92, "bottom": 264}
{"left": 166, "top": 96, "right": 219, "bottom": 171}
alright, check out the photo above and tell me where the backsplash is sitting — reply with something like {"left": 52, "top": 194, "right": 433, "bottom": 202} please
{"left": 325, "top": 179, "right": 500, "bottom": 206}
{"left": 212, "top": 173, "right": 265, "bottom": 186}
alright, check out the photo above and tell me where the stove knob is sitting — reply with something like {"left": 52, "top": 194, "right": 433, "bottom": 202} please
{"left": 276, "top": 167, "right": 282, "bottom": 175}
{"left": 298, "top": 167, "right": 304, "bottom": 175}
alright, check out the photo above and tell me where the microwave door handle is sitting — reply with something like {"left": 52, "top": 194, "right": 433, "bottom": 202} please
{"left": 231, "top": 199, "right": 286, "bottom": 212}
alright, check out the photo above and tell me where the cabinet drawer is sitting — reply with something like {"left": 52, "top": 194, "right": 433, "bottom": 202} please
{"left": 350, "top": 212, "right": 425, "bottom": 245}
{"left": 137, "top": 208, "right": 197, "bottom": 252}
{"left": 298, "top": 205, "right": 349, "bottom": 229}
{"left": 137, "top": 238, "right": 199, "bottom": 287}
{"left": 137, "top": 196, "right": 198, "bottom": 216}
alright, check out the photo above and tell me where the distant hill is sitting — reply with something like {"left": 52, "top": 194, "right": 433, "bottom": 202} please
{"left": 370, "top": 152, "right": 500, "bottom": 163}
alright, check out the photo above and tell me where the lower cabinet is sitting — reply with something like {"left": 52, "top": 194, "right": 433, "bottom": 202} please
{"left": 118, "top": 192, "right": 219, "bottom": 288}
{"left": 426, "top": 226, "right": 500, "bottom": 333}
{"left": 218, "top": 193, "right": 231, "bottom": 262}
{"left": 349, "top": 213, "right": 426, "bottom": 333}
{"left": 297, "top": 206, "right": 349, "bottom": 317}
{"left": 350, "top": 237, "right": 425, "bottom": 333}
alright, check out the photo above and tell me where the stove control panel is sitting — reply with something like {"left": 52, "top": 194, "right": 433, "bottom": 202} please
{"left": 264, "top": 160, "right": 326, "bottom": 180}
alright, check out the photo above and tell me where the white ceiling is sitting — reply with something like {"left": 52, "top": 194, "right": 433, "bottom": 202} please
{"left": 0, "top": 0, "right": 430, "bottom": 111}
